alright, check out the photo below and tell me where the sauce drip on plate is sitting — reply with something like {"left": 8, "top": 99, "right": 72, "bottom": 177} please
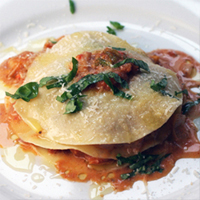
{"left": 148, "top": 49, "right": 200, "bottom": 118}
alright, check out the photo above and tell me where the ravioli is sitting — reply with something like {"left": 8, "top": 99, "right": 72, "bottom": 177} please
{"left": 13, "top": 31, "right": 182, "bottom": 146}
{"left": 9, "top": 109, "right": 171, "bottom": 159}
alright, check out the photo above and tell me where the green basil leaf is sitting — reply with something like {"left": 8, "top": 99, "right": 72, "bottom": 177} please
{"left": 57, "top": 73, "right": 105, "bottom": 103}
{"left": 63, "top": 57, "right": 78, "bottom": 84}
{"left": 121, "top": 172, "right": 135, "bottom": 180}
{"left": 106, "top": 26, "right": 116, "bottom": 35}
{"left": 6, "top": 82, "right": 39, "bottom": 102}
{"left": 64, "top": 98, "right": 83, "bottom": 114}
{"left": 57, "top": 72, "right": 132, "bottom": 104}
{"left": 56, "top": 92, "right": 73, "bottom": 103}
{"left": 103, "top": 74, "right": 131, "bottom": 99}
{"left": 182, "top": 98, "right": 200, "bottom": 114}
{"left": 39, "top": 57, "right": 78, "bottom": 89}
{"left": 110, "top": 21, "right": 124, "bottom": 30}
{"left": 129, "top": 155, "right": 158, "bottom": 170}
{"left": 49, "top": 40, "right": 57, "bottom": 44}
{"left": 150, "top": 76, "right": 167, "bottom": 92}
{"left": 65, "top": 99, "right": 76, "bottom": 113}
{"left": 111, "top": 47, "right": 126, "bottom": 51}
{"left": 112, "top": 58, "right": 150, "bottom": 72}
{"left": 103, "top": 74, "right": 115, "bottom": 91}
{"left": 133, "top": 59, "right": 150, "bottom": 72}
{"left": 107, "top": 72, "right": 129, "bottom": 89}
{"left": 116, "top": 154, "right": 138, "bottom": 166}
{"left": 160, "top": 90, "right": 178, "bottom": 99}
{"left": 39, "top": 76, "right": 55, "bottom": 87}
{"left": 117, "top": 153, "right": 170, "bottom": 180}
{"left": 175, "top": 89, "right": 188, "bottom": 96}
{"left": 95, "top": 58, "right": 111, "bottom": 67}
{"left": 150, "top": 76, "right": 179, "bottom": 100}
{"left": 69, "top": 0, "right": 75, "bottom": 14}
{"left": 114, "top": 90, "right": 132, "bottom": 100}
{"left": 39, "top": 76, "right": 66, "bottom": 89}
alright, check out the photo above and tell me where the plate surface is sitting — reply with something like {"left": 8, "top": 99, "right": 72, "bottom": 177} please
{"left": 0, "top": 0, "right": 200, "bottom": 199}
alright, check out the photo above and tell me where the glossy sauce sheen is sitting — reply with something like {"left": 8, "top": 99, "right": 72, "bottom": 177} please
{"left": 0, "top": 48, "right": 200, "bottom": 192}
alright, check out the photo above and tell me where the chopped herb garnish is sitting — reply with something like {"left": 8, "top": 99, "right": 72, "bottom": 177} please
{"left": 103, "top": 73, "right": 132, "bottom": 100}
{"left": 112, "top": 58, "right": 150, "bottom": 72}
{"left": 69, "top": 0, "right": 75, "bottom": 14}
{"left": 175, "top": 89, "right": 188, "bottom": 96}
{"left": 111, "top": 47, "right": 126, "bottom": 51}
{"left": 39, "top": 57, "right": 78, "bottom": 89}
{"left": 117, "top": 153, "right": 170, "bottom": 180}
{"left": 49, "top": 40, "right": 57, "bottom": 44}
{"left": 56, "top": 72, "right": 132, "bottom": 113}
{"left": 150, "top": 76, "right": 167, "bottom": 92}
{"left": 65, "top": 97, "right": 83, "bottom": 114}
{"left": 106, "top": 26, "right": 116, "bottom": 35}
{"left": 110, "top": 21, "right": 124, "bottom": 30}
{"left": 39, "top": 76, "right": 66, "bottom": 89}
{"left": 95, "top": 58, "right": 111, "bottom": 67}
{"left": 6, "top": 82, "right": 39, "bottom": 102}
{"left": 6, "top": 58, "right": 132, "bottom": 114}
{"left": 6, "top": 57, "right": 137, "bottom": 114}
{"left": 150, "top": 76, "right": 178, "bottom": 99}
{"left": 160, "top": 90, "right": 178, "bottom": 99}
{"left": 6, "top": 57, "right": 78, "bottom": 101}
{"left": 182, "top": 98, "right": 200, "bottom": 114}
{"left": 107, "top": 72, "right": 129, "bottom": 89}
{"left": 57, "top": 72, "right": 132, "bottom": 113}
{"left": 106, "top": 21, "right": 124, "bottom": 35}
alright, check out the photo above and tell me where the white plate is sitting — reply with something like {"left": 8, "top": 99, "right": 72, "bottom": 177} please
{"left": 0, "top": 0, "right": 200, "bottom": 199}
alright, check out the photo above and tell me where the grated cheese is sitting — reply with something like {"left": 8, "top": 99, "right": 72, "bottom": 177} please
{"left": 87, "top": 99, "right": 100, "bottom": 114}
{"left": 38, "top": 25, "right": 47, "bottom": 30}
{"left": 172, "top": 166, "right": 180, "bottom": 174}
{"left": 149, "top": 20, "right": 161, "bottom": 32}
{"left": 182, "top": 168, "right": 190, "bottom": 175}
{"left": 193, "top": 170, "right": 200, "bottom": 179}
{"left": 22, "top": 178, "right": 27, "bottom": 182}
{"left": 26, "top": 23, "right": 36, "bottom": 28}
{"left": 32, "top": 185, "right": 37, "bottom": 190}
{"left": 23, "top": 31, "right": 29, "bottom": 38}
{"left": 167, "top": 178, "right": 175, "bottom": 183}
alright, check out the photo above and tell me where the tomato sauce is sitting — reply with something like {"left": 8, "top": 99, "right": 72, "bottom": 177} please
{"left": 0, "top": 103, "right": 15, "bottom": 148}
{"left": 43, "top": 36, "right": 64, "bottom": 49}
{"left": 0, "top": 47, "right": 200, "bottom": 193}
{"left": 148, "top": 49, "right": 200, "bottom": 118}
{"left": 0, "top": 102, "right": 39, "bottom": 155}
{"left": 0, "top": 36, "right": 62, "bottom": 89}
{"left": 74, "top": 48, "right": 139, "bottom": 91}
{"left": 0, "top": 51, "right": 38, "bottom": 88}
